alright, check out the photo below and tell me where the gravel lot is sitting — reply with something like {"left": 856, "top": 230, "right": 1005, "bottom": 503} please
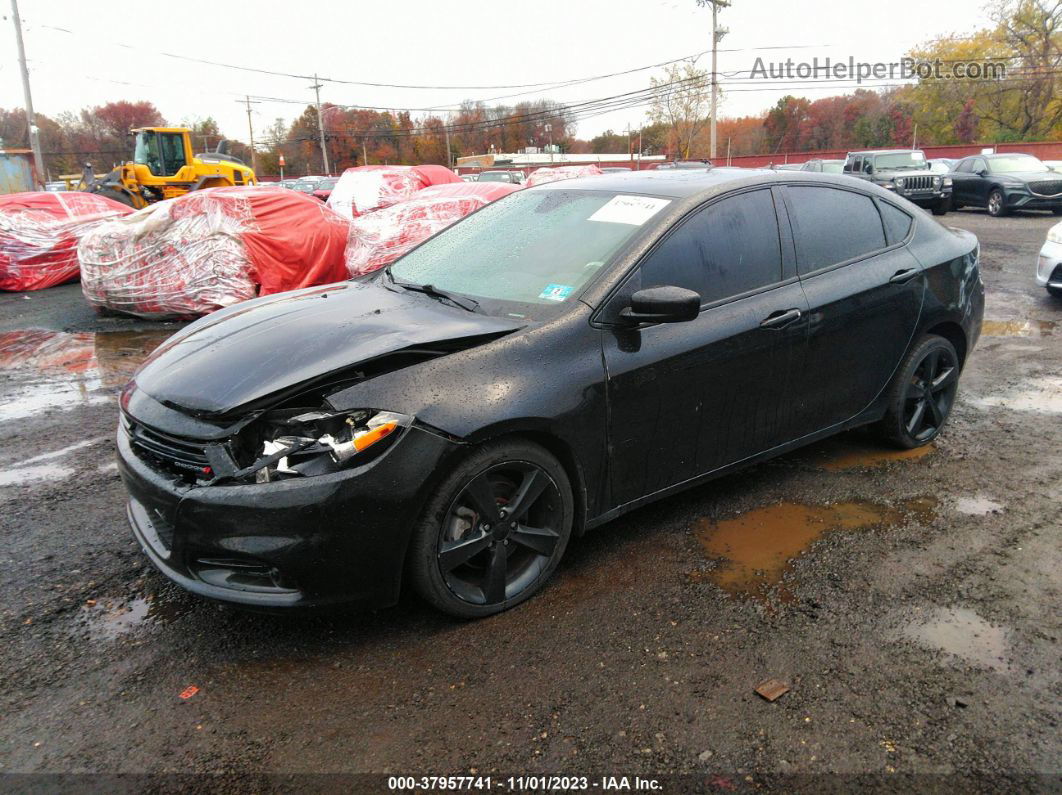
{"left": 0, "top": 207, "right": 1059, "bottom": 791}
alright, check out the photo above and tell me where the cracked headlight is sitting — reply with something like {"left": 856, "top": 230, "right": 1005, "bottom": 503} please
{"left": 234, "top": 409, "right": 412, "bottom": 483}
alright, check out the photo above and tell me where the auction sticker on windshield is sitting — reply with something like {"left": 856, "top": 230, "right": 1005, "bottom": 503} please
{"left": 589, "top": 195, "right": 671, "bottom": 226}
{"left": 539, "top": 284, "right": 574, "bottom": 301}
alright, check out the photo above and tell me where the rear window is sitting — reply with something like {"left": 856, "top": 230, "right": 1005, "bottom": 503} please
{"left": 878, "top": 201, "right": 913, "bottom": 244}
{"left": 786, "top": 186, "right": 886, "bottom": 273}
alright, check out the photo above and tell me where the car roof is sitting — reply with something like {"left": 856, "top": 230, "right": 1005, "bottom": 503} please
{"left": 849, "top": 149, "right": 920, "bottom": 156}
{"left": 982, "top": 152, "right": 1038, "bottom": 159}
{"left": 535, "top": 166, "right": 777, "bottom": 199}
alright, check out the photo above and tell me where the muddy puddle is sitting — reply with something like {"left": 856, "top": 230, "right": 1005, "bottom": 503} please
{"left": 980, "top": 319, "right": 1055, "bottom": 338}
{"left": 971, "top": 375, "right": 1062, "bottom": 414}
{"left": 798, "top": 435, "right": 935, "bottom": 471}
{"left": 693, "top": 497, "right": 937, "bottom": 600}
{"left": 953, "top": 495, "right": 1005, "bottom": 516}
{"left": 0, "top": 330, "right": 173, "bottom": 422}
{"left": 76, "top": 592, "right": 193, "bottom": 641}
{"left": 900, "top": 606, "right": 1012, "bottom": 673}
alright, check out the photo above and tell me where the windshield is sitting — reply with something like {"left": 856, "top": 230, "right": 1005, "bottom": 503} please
{"left": 388, "top": 189, "right": 671, "bottom": 319}
{"left": 132, "top": 132, "right": 159, "bottom": 171}
{"left": 873, "top": 152, "right": 927, "bottom": 170}
{"left": 989, "top": 155, "right": 1049, "bottom": 174}
{"left": 928, "top": 161, "right": 951, "bottom": 173}
{"left": 477, "top": 172, "right": 510, "bottom": 182}
{"left": 821, "top": 161, "right": 844, "bottom": 174}
{"left": 317, "top": 179, "right": 338, "bottom": 189}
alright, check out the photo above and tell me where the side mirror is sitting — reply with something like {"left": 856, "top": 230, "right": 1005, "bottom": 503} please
{"left": 621, "top": 286, "right": 701, "bottom": 324}
{"left": 975, "top": 168, "right": 988, "bottom": 177}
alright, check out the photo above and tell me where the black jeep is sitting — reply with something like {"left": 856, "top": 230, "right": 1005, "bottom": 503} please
{"left": 843, "top": 149, "right": 951, "bottom": 215}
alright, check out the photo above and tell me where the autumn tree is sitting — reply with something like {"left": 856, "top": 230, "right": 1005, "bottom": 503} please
{"left": 647, "top": 61, "right": 711, "bottom": 158}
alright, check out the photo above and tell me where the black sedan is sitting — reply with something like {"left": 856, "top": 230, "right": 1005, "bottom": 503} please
{"left": 949, "top": 153, "right": 1062, "bottom": 216}
{"left": 117, "top": 169, "right": 984, "bottom": 617}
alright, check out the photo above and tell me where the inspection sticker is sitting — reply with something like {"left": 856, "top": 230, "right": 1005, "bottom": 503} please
{"left": 588, "top": 195, "right": 671, "bottom": 226}
{"left": 539, "top": 284, "right": 574, "bottom": 302}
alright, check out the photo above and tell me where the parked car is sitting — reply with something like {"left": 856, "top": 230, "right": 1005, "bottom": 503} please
{"left": 601, "top": 167, "right": 633, "bottom": 173}
{"left": 476, "top": 170, "right": 523, "bottom": 184}
{"left": 1037, "top": 221, "right": 1062, "bottom": 296}
{"left": 290, "top": 179, "right": 320, "bottom": 194}
{"left": 44, "top": 181, "right": 68, "bottom": 192}
{"left": 1043, "top": 160, "right": 1062, "bottom": 171}
{"left": 312, "top": 177, "right": 339, "bottom": 201}
{"left": 927, "top": 158, "right": 957, "bottom": 174}
{"left": 460, "top": 174, "right": 477, "bottom": 182}
{"left": 773, "top": 163, "right": 804, "bottom": 171}
{"left": 949, "top": 153, "right": 1062, "bottom": 217}
{"left": 116, "top": 168, "right": 983, "bottom": 617}
{"left": 800, "top": 159, "right": 844, "bottom": 174}
{"left": 843, "top": 149, "right": 951, "bottom": 215}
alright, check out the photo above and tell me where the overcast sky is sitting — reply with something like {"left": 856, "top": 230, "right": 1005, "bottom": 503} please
{"left": 5, "top": 0, "right": 994, "bottom": 150}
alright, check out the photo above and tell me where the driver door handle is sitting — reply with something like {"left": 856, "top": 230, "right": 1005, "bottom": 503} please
{"left": 889, "top": 268, "right": 920, "bottom": 284}
{"left": 760, "top": 308, "right": 802, "bottom": 329}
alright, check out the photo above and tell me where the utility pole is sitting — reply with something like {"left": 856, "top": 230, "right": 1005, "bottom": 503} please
{"left": 544, "top": 123, "right": 553, "bottom": 162}
{"left": 444, "top": 115, "right": 452, "bottom": 170}
{"left": 309, "top": 74, "right": 331, "bottom": 175}
{"left": 239, "top": 95, "right": 261, "bottom": 174}
{"left": 626, "top": 123, "right": 632, "bottom": 166}
{"left": 702, "top": 0, "right": 730, "bottom": 161}
{"left": 637, "top": 128, "right": 642, "bottom": 170}
{"left": 10, "top": 0, "right": 45, "bottom": 185}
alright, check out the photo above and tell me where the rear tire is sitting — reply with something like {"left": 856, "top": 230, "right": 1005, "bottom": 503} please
{"left": 877, "top": 335, "right": 960, "bottom": 449}
{"left": 408, "top": 439, "right": 573, "bottom": 618}
{"left": 931, "top": 199, "right": 948, "bottom": 216}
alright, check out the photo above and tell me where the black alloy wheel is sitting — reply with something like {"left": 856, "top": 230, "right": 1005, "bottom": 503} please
{"left": 409, "top": 440, "right": 573, "bottom": 618}
{"left": 879, "top": 335, "right": 960, "bottom": 448}
{"left": 987, "top": 188, "right": 1007, "bottom": 217}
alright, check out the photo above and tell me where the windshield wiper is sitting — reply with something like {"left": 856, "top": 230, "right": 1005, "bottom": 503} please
{"left": 387, "top": 272, "right": 480, "bottom": 313}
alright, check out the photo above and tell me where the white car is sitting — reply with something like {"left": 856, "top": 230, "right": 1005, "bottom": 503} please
{"left": 1037, "top": 221, "right": 1062, "bottom": 296}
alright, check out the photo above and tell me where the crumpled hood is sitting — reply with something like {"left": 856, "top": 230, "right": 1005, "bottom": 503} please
{"left": 132, "top": 280, "right": 523, "bottom": 416}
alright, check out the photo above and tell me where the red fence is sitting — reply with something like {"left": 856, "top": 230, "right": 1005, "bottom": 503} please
{"left": 724, "top": 140, "right": 1062, "bottom": 168}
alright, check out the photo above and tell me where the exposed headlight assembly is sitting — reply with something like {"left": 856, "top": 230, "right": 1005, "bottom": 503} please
{"left": 1047, "top": 222, "right": 1062, "bottom": 245}
{"left": 895, "top": 178, "right": 905, "bottom": 189}
{"left": 943, "top": 177, "right": 953, "bottom": 187}
{"left": 218, "top": 409, "right": 412, "bottom": 483}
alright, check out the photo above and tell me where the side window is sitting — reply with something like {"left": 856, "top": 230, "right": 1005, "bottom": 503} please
{"left": 638, "top": 189, "right": 783, "bottom": 304}
{"left": 954, "top": 158, "right": 971, "bottom": 173}
{"left": 878, "top": 201, "right": 913, "bottom": 245}
{"left": 786, "top": 186, "right": 887, "bottom": 274}
{"left": 159, "top": 133, "right": 187, "bottom": 177}
{"left": 844, "top": 157, "right": 856, "bottom": 173}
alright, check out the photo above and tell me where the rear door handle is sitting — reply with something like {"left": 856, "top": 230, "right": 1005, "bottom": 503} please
{"left": 760, "top": 308, "right": 802, "bottom": 329}
{"left": 889, "top": 268, "right": 920, "bottom": 284}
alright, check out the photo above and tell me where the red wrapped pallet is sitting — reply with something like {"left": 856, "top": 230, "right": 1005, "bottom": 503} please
{"left": 326, "top": 164, "right": 463, "bottom": 220}
{"left": 344, "top": 182, "right": 520, "bottom": 277}
{"left": 524, "top": 164, "right": 605, "bottom": 187}
{"left": 0, "top": 192, "right": 132, "bottom": 291}
{"left": 78, "top": 186, "right": 351, "bottom": 319}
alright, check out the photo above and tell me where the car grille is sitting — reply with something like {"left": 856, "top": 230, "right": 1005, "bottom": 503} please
{"left": 902, "top": 175, "right": 934, "bottom": 191}
{"left": 1029, "top": 180, "right": 1062, "bottom": 197}
{"left": 124, "top": 415, "right": 212, "bottom": 480}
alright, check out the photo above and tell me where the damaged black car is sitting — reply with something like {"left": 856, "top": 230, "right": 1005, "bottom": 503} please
{"left": 117, "top": 169, "right": 984, "bottom": 617}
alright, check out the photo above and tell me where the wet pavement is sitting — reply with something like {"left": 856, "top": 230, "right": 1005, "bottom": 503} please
{"left": 0, "top": 210, "right": 1059, "bottom": 787}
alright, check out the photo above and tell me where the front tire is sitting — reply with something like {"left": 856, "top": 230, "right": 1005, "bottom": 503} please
{"left": 408, "top": 439, "right": 573, "bottom": 618}
{"left": 877, "top": 335, "right": 960, "bottom": 449}
{"left": 931, "top": 198, "right": 948, "bottom": 216}
{"left": 987, "top": 188, "right": 1007, "bottom": 217}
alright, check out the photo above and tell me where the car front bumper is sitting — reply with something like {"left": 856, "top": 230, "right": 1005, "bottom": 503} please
{"left": 1037, "top": 238, "right": 1062, "bottom": 289}
{"left": 117, "top": 419, "right": 461, "bottom": 609}
{"left": 1005, "top": 190, "right": 1062, "bottom": 211}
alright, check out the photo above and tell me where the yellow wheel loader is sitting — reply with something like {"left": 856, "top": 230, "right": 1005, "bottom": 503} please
{"left": 81, "top": 127, "right": 256, "bottom": 209}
